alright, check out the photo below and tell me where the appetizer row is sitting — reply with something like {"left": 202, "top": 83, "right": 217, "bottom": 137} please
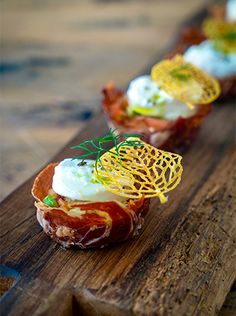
{"left": 32, "top": 5, "right": 235, "bottom": 249}
{"left": 102, "top": 10, "right": 235, "bottom": 153}
{"left": 170, "top": 1, "right": 236, "bottom": 98}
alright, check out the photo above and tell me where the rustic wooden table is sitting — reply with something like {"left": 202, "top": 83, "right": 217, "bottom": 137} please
{"left": 1, "top": 1, "right": 235, "bottom": 315}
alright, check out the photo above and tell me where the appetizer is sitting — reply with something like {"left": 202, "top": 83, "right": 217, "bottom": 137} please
{"left": 102, "top": 55, "right": 220, "bottom": 153}
{"left": 169, "top": 4, "right": 236, "bottom": 99}
{"left": 32, "top": 130, "right": 183, "bottom": 249}
{"left": 184, "top": 19, "right": 236, "bottom": 91}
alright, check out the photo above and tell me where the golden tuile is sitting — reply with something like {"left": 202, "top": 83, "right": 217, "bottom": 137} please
{"left": 94, "top": 138, "right": 183, "bottom": 203}
{"left": 151, "top": 55, "right": 221, "bottom": 109}
{"left": 203, "top": 18, "right": 236, "bottom": 53}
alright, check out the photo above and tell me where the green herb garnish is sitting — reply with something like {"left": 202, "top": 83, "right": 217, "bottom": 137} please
{"left": 170, "top": 64, "right": 191, "bottom": 81}
{"left": 43, "top": 194, "right": 58, "bottom": 207}
{"left": 71, "top": 129, "right": 143, "bottom": 171}
{"left": 213, "top": 31, "right": 236, "bottom": 54}
{"left": 222, "top": 31, "right": 236, "bottom": 42}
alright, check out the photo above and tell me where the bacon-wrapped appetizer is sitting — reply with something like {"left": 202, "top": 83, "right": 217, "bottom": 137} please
{"left": 32, "top": 130, "right": 183, "bottom": 249}
{"left": 102, "top": 55, "right": 220, "bottom": 153}
{"left": 170, "top": 7, "right": 236, "bottom": 99}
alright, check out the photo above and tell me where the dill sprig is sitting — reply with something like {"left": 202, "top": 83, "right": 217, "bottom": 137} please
{"left": 71, "top": 129, "right": 143, "bottom": 171}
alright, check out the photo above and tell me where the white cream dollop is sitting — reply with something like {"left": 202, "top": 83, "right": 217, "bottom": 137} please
{"left": 184, "top": 40, "right": 236, "bottom": 78}
{"left": 127, "top": 75, "right": 172, "bottom": 108}
{"left": 52, "top": 159, "right": 125, "bottom": 202}
{"left": 127, "top": 75, "right": 196, "bottom": 120}
{"left": 226, "top": 0, "right": 236, "bottom": 22}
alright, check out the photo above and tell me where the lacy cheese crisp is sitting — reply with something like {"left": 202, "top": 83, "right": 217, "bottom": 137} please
{"left": 95, "top": 138, "right": 183, "bottom": 203}
{"left": 151, "top": 55, "right": 220, "bottom": 109}
{"left": 203, "top": 18, "right": 236, "bottom": 53}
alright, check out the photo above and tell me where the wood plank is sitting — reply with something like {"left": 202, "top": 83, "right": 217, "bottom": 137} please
{"left": 1, "top": 5, "right": 236, "bottom": 316}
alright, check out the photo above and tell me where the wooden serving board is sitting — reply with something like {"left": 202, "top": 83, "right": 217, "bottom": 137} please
{"left": 1, "top": 8, "right": 236, "bottom": 316}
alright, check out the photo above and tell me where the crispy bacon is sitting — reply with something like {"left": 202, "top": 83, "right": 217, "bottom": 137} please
{"left": 102, "top": 84, "right": 212, "bottom": 153}
{"left": 32, "top": 163, "right": 150, "bottom": 249}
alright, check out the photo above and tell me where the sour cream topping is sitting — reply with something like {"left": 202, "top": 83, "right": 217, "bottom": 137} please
{"left": 127, "top": 75, "right": 172, "bottom": 108}
{"left": 184, "top": 40, "right": 236, "bottom": 78}
{"left": 226, "top": 0, "right": 236, "bottom": 22}
{"left": 52, "top": 159, "right": 125, "bottom": 202}
{"left": 127, "top": 75, "right": 196, "bottom": 120}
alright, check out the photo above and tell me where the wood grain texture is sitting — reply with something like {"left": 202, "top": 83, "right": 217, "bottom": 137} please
{"left": 1, "top": 3, "right": 236, "bottom": 316}
{"left": 1, "top": 104, "right": 236, "bottom": 316}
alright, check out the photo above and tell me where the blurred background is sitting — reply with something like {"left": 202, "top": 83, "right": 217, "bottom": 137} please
{"left": 1, "top": 0, "right": 209, "bottom": 201}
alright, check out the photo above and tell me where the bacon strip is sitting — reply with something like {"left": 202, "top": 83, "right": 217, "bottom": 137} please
{"left": 32, "top": 164, "right": 150, "bottom": 249}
